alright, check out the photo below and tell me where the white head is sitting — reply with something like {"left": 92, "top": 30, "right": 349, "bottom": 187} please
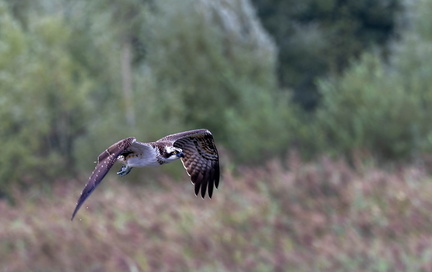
{"left": 163, "top": 146, "right": 184, "bottom": 162}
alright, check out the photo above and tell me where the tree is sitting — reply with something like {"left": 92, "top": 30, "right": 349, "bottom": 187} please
{"left": 0, "top": 3, "right": 97, "bottom": 194}
{"left": 144, "top": 0, "right": 298, "bottom": 162}
{"left": 313, "top": 0, "right": 432, "bottom": 159}
{"left": 251, "top": 0, "right": 402, "bottom": 110}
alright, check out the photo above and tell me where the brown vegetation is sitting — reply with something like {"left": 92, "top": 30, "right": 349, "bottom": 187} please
{"left": 2, "top": 155, "right": 432, "bottom": 271}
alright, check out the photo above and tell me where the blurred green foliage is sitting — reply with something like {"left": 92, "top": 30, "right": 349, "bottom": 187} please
{"left": 317, "top": 53, "right": 421, "bottom": 158}
{"left": 1, "top": 0, "right": 432, "bottom": 196}
{"left": 251, "top": 0, "right": 401, "bottom": 109}
{"left": 314, "top": 0, "right": 432, "bottom": 159}
{"left": 144, "top": 0, "right": 298, "bottom": 162}
{"left": 0, "top": 4, "right": 95, "bottom": 192}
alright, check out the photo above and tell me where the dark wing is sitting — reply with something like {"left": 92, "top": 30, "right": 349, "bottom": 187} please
{"left": 71, "top": 137, "right": 135, "bottom": 220}
{"left": 160, "top": 129, "right": 220, "bottom": 198}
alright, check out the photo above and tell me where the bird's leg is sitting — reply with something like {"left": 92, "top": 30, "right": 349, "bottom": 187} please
{"left": 117, "top": 165, "right": 133, "bottom": 176}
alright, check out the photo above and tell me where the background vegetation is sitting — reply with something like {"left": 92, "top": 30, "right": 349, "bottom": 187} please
{"left": 2, "top": 0, "right": 432, "bottom": 271}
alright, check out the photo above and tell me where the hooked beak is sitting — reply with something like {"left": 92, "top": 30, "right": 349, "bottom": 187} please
{"left": 177, "top": 152, "right": 185, "bottom": 158}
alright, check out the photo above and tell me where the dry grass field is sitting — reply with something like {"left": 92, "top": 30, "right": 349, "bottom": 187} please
{"left": 2, "top": 155, "right": 432, "bottom": 271}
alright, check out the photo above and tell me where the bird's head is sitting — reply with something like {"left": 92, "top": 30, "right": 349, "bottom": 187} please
{"left": 164, "top": 146, "right": 184, "bottom": 161}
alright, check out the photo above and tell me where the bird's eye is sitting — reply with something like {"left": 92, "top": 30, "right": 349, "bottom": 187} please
{"left": 172, "top": 150, "right": 178, "bottom": 155}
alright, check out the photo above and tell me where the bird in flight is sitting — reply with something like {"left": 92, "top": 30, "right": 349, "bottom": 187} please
{"left": 71, "top": 129, "right": 220, "bottom": 220}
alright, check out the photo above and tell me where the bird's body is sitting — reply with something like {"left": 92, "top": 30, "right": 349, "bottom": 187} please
{"left": 118, "top": 141, "right": 174, "bottom": 167}
{"left": 71, "top": 129, "right": 220, "bottom": 220}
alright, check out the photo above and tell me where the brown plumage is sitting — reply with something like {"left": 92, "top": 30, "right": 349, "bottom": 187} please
{"left": 71, "top": 129, "right": 220, "bottom": 220}
{"left": 163, "top": 131, "right": 220, "bottom": 198}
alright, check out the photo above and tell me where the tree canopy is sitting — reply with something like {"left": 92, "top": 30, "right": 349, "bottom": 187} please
{"left": 2, "top": 0, "right": 431, "bottom": 195}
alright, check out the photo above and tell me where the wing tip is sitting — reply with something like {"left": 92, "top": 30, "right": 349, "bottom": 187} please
{"left": 71, "top": 199, "right": 84, "bottom": 221}
{"left": 70, "top": 206, "right": 79, "bottom": 221}
{"left": 193, "top": 179, "right": 219, "bottom": 199}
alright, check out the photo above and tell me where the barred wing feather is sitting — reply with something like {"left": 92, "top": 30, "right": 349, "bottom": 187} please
{"left": 162, "top": 129, "right": 220, "bottom": 198}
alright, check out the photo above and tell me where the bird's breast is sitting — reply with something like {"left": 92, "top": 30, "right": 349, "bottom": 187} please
{"left": 123, "top": 151, "right": 160, "bottom": 167}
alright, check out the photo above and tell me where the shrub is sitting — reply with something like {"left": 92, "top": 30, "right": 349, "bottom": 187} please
{"left": 3, "top": 156, "right": 432, "bottom": 271}
{"left": 0, "top": 8, "right": 96, "bottom": 195}
{"left": 144, "top": 0, "right": 299, "bottom": 162}
{"left": 315, "top": 53, "right": 423, "bottom": 159}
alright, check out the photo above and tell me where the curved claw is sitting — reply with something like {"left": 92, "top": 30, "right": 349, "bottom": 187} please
{"left": 117, "top": 165, "right": 132, "bottom": 176}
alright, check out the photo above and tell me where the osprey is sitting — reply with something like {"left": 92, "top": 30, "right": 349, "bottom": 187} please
{"left": 71, "top": 129, "right": 220, "bottom": 220}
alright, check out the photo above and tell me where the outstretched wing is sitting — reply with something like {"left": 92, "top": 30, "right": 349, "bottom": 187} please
{"left": 160, "top": 129, "right": 220, "bottom": 198}
{"left": 71, "top": 137, "right": 135, "bottom": 220}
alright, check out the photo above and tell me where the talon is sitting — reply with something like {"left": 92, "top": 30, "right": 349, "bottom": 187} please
{"left": 117, "top": 165, "right": 132, "bottom": 176}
